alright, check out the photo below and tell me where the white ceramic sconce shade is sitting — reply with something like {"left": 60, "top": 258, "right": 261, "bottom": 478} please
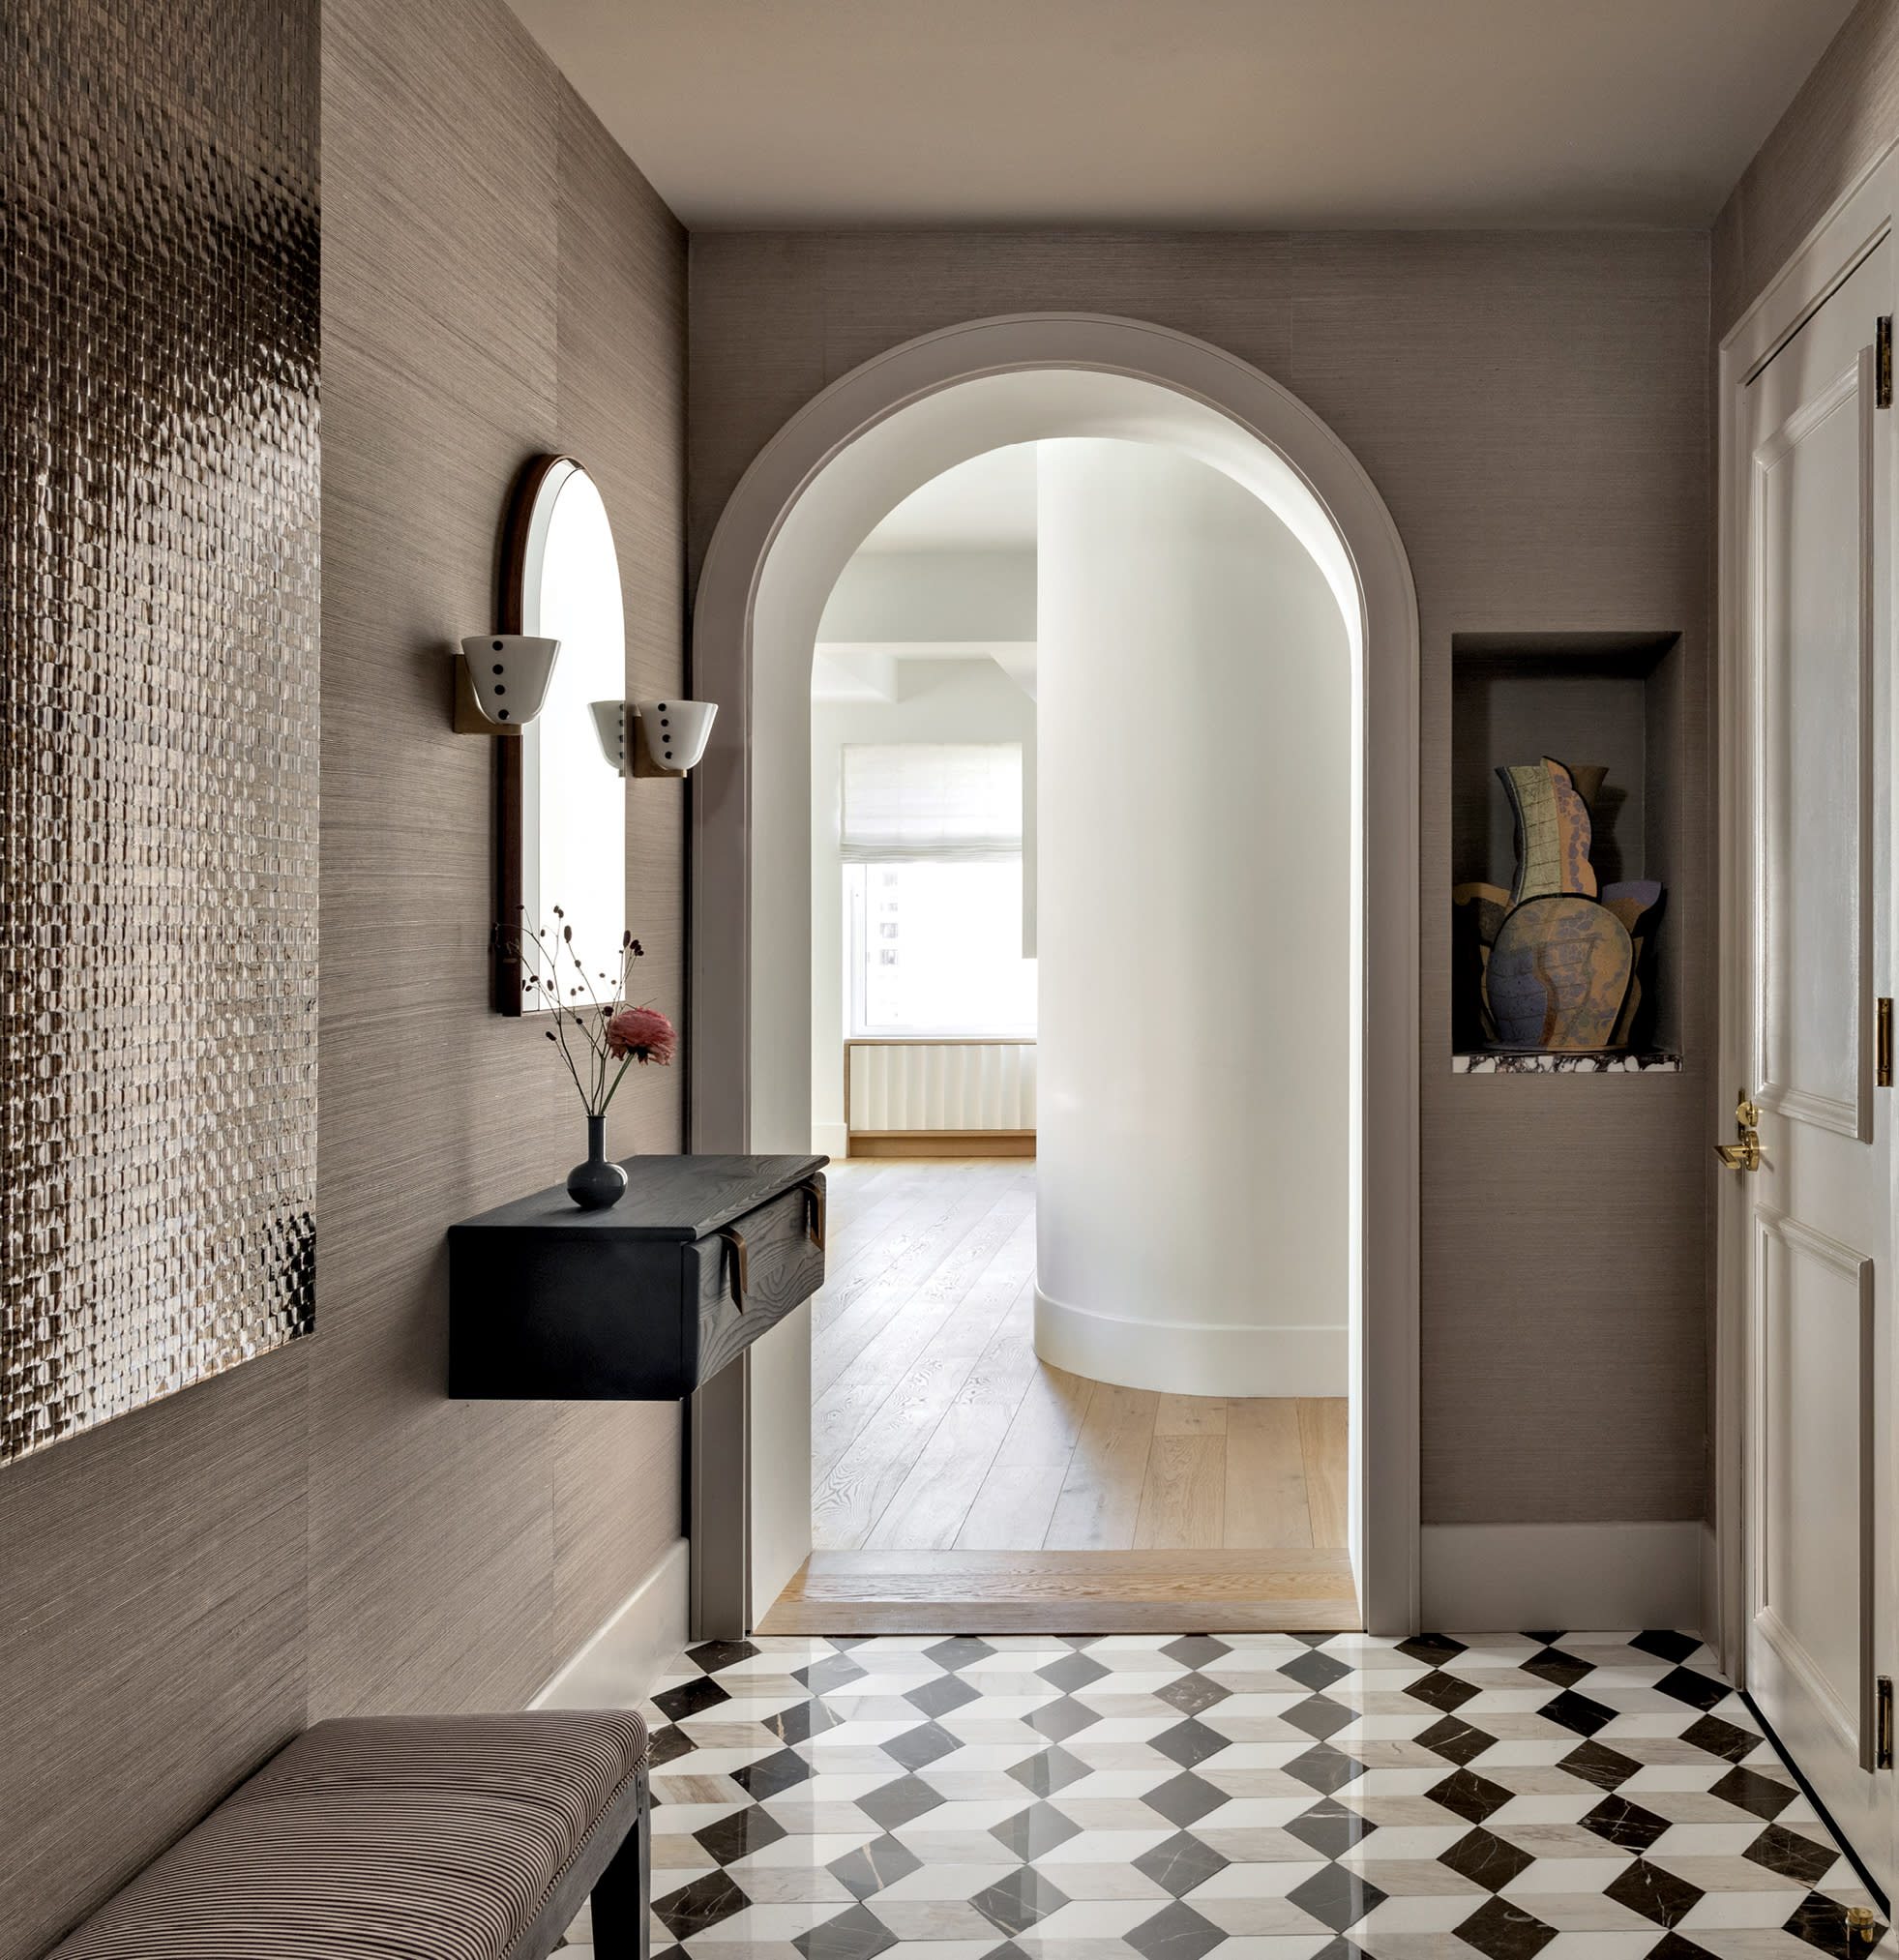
{"left": 457, "top": 634, "right": 559, "bottom": 728}
{"left": 590, "top": 700, "right": 630, "bottom": 772}
{"left": 588, "top": 698, "right": 719, "bottom": 776}
{"left": 637, "top": 698, "right": 717, "bottom": 772}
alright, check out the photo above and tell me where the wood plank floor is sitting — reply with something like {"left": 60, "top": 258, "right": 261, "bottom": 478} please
{"left": 789, "top": 1158, "right": 1357, "bottom": 1630}
{"left": 757, "top": 1549, "right": 1359, "bottom": 1633}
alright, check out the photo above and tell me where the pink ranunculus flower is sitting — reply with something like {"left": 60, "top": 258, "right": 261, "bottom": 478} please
{"left": 606, "top": 1005, "right": 677, "bottom": 1065}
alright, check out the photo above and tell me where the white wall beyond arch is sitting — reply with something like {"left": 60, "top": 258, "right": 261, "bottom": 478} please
{"left": 1034, "top": 437, "right": 1351, "bottom": 1397}
{"left": 690, "top": 313, "right": 1420, "bottom": 1634}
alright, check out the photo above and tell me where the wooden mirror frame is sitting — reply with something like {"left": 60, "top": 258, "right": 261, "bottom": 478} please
{"left": 492, "top": 454, "right": 625, "bottom": 1015}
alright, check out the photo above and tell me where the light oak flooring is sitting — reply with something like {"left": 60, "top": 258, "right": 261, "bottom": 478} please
{"left": 777, "top": 1157, "right": 1357, "bottom": 1632}
{"left": 758, "top": 1548, "right": 1359, "bottom": 1633}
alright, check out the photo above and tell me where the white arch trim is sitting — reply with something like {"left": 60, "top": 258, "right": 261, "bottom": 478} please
{"left": 689, "top": 313, "right": 1420, "bottom": 1636}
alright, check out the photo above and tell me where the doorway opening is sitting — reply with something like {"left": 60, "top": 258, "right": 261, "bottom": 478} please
{"left": 785, "top": 435, "right": 1353, "bottom": 1630}
{"left": 689, "top": 316, "right": 1420, "bottom": 1639}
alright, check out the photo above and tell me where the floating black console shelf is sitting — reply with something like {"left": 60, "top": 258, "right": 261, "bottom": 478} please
{"left": 448, "top": 1154, "right": 828, "bottom": 1400}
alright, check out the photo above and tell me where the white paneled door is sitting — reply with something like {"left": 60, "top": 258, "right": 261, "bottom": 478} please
{"left": 1736, "top": 235, "right": 1894, "bottom": 1890}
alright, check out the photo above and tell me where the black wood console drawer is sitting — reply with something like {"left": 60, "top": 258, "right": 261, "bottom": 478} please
{"left": 447, "top": 1154, "right": 827, "bottom": 1400}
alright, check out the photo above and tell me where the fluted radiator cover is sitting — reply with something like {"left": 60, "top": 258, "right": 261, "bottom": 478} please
{"left": 846, "top": 1042, "right": 1036, "bottom": 1133}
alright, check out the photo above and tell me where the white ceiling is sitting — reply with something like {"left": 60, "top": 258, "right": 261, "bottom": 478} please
{"left": 505, "top": 0, "right": 1851, "bottom": 229}
{"left": 816, "top": 449, "right": 1041, "bottom": 700}
{"left": 859, "top": 445, "right": 1039, "bottom": 553}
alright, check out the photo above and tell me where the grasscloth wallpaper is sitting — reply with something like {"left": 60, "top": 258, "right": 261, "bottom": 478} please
{"left": 1714, "top": 0, "right": 1899, "bottom": 339}
{"left": 0, "top": 2, "right": 687, "bottom": 1954}
{"left": 0, "top": 0, "right": 320, "bottom": 1465}
{"left": 689, "top": 228, "right": 1715, "bottom": 1529}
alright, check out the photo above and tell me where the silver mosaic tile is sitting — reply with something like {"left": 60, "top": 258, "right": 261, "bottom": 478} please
{"left": 1, "top": 0, "right": 320, "bottom": 1462}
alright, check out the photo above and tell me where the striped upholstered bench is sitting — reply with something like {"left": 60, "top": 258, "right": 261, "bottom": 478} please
{"left": 48, "top": 1710, "right": 650, "bottom": 1960}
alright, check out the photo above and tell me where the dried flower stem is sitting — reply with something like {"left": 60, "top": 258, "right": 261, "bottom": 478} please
{"left": 503, "top": 909, "right": 665, "bottom": 1117}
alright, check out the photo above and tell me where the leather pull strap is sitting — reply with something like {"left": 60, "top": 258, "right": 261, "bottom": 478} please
{"left": 800, "top": 1175, "right": 826, "bottom": 1252}
{"left": 717, "top": 1227, "right": 748, "bottom": 1311}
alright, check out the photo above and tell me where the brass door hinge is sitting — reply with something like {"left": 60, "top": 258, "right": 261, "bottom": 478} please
{"left": 1881, "top": 998, "right": 1893, "bottom": 1087}
{"left": 1879, "top": 1677, "right": 1893, "bottom": 1768}
{"left": 1881, "top": 317, "right": 1893, "bottom": 408}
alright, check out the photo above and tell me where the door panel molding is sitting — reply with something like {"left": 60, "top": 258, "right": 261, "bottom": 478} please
{"left": 1749, "top": 362, "right": 1872, "bottom": 1143}
{"left": 1750, "top": 1205, "right": 1875, "bottom": 1761}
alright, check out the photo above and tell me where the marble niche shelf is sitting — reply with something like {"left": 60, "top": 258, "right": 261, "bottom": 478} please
{"left": 1451, "top": 1050, "right": 1682, "bottom": 1075}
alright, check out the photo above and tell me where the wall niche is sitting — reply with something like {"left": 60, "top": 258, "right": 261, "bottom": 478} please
{"left": 1449, "top": 632, "right": 1682, "bottom": 1072}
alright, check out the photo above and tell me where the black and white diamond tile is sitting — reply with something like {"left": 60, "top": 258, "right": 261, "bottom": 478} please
{"left": 596, "top": 1631, "right": 1888, "bottom": 1960}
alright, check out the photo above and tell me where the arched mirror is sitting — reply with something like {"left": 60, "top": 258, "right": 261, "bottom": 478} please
{"left": 497, "top": 455, "right": 626, "bottom": 1013}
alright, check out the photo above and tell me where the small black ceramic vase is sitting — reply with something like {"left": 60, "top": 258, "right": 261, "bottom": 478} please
{"left": 567, "top": 1112, "right": 628, "bottom": 1210}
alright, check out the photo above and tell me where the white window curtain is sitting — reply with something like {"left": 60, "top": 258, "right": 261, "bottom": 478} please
{"left": 841, "top": 743, "right": 1023, "bottom": 862}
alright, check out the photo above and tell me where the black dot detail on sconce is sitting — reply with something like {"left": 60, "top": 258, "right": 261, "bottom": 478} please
{"left": 492, "top": 664, "right": 504, "bottom": 674}
{"left": 492, "top": 639, "right": 503, "bottom": 652}
{"left": 498, "top": 709, "right": 510, "bottom": 720}
{"left": 493, "top": 685, "right": 505, "bottom": 695}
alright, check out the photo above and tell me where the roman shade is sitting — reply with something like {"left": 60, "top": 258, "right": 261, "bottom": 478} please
{"left": 840, "top": 742, "right": 1023, "bottom": 861}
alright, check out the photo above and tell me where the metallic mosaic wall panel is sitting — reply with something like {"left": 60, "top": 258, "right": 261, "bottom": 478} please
{"left": 1, "top": 0, "right": 320, "bottom": 1463}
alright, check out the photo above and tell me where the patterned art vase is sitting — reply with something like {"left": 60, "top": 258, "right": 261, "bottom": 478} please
{"left": 567, "top": 1112, "right": 629, "bottom": 1210}
{"left": 1485, "top": 894, "right": 1634, "bottom": 1050}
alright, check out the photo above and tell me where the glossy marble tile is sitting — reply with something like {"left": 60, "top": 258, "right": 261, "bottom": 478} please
{"left": 608, "top": 1633, "right": 1890, "bottom": 1960}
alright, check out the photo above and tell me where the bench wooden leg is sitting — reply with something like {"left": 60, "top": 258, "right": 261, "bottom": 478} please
{"left": 590, "top": 1767, "right": 649, "bottom": 1960}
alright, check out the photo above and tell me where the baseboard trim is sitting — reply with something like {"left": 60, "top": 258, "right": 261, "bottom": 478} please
{"left": 1698, "top": 1519, "right": 1722, "bottom": 1663}
{"left": 1420, "top": 1521, "right": 1703, "bottom": 1632}
{"left": 848, "top": 1130, "right": 1035, "bottom": 1158}
{"left": 1033, "top": 1286, "right": 1347, "bottom": 1396}
{"left": 529, "top": 1537, "right": 689, "bottom": 1711}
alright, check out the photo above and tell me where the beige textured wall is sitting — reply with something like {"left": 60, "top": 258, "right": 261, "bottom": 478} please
{"left": 689, "top": 229, "right": 1713, "bottom": 1527}
{"left": 1714, "top": 0, "right": 1899, "bottom": 338}
{"left": 0, "top": 6, "right": 686, "bottom": 1954}
{"left": 313, "top": 0, "right": 687, "bottom": 1720}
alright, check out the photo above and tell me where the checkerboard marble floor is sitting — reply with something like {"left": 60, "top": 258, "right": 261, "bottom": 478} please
{"left": 568, "top": 1630, "right": 1892, "bottom": 1960}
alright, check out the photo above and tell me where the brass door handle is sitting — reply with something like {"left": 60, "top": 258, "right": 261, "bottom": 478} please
{"left": 1715, "top": 1092, "right": 1762, "bottom": 1172}
{"left": 718, "top": 1227, "right": 749, "bottom": 1310}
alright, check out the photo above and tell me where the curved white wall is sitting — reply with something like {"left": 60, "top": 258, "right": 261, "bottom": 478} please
{"left": 1035, "top": 439, "right": 1350, "bottom": 1396}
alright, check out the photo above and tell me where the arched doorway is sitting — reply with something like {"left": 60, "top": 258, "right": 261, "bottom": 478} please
{"left": 689, "top": 314, "right": 1420, "bottom": 1636}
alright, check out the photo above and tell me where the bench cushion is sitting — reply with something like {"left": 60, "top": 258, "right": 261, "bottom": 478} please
{"left": 52, "top": 1709, "right": 649, "bottom": 1960}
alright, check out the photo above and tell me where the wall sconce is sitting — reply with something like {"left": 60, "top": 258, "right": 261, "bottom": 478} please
{"left": 452, "top": 635, "right": 560, "bottom": 733}
{"left": 590, "top": 698, "right": 718, "bottom": 778}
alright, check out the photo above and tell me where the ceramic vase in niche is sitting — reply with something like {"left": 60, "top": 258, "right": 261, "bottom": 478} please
{"left": 568, "top": 1113, "right": 628, "bottom": 1211}
{"left": 1456, "top": 756, "right": 1669, "bottom": 1053}
{"left": 1486, "top": 894, "right": 1632, "bottom": 1049}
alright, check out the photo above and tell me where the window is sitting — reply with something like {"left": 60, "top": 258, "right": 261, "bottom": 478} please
{"left": 841, "top": 744, "right": 1036, "bottom": 1037}
{"left": 847, "top": 860, "right": 1036, "bottom": 1034}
